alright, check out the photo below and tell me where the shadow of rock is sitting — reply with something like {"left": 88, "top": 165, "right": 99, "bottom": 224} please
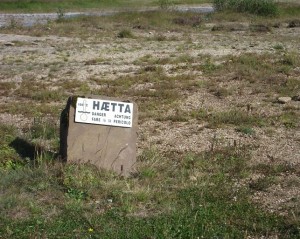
{"left": 9, "top": 137, "right": 58, "bottom": 161}
{"left": 9, "top": 137, "right": 36, "bottom": 160}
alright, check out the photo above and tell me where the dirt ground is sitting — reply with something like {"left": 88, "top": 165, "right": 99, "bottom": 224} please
{"left": 0, "top": 7, "right": 299, "bottom": 219}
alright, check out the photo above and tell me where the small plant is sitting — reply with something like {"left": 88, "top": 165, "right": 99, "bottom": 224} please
{"left": 202, "top": 58, "right": 218, "bottom": 74}
{"left": 273, "top": 44, "right": 284, "bottom": 50}
{"left": 280, "top": 52, "right": 299, "bottom": 67}
{"left": 29, "top": 117, "right": 58, "bottom": 141}
{"left": 117, "top": 29, "right": 134, "bottom": 38}
{"left": 278, "top": 111, "right": 298, "bottom": 128}
{"left": 236, "top": 126, "right": 255, "bottom": 135}
{"left": 158, "top": 0, "right": 173, "bottom": 10}
{"left": 56, "top": 8, "right": 65, "bottom": 22}
{"left": 66, "top": 187, "right": 88, "bottom": 200}
{"left": 209, "top": 109, "right": 264, "bottom": 127}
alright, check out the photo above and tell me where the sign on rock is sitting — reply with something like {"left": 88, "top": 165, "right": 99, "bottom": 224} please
{"left": 75, "top": 97, "right": 133, "bottom": 128}
{"left": 60, "top": 96, "right": 138, "bottom": 176}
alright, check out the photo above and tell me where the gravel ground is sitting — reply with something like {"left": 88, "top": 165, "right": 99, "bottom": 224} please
{"left": 0, "top": 2, "right": 299, "bottom": 218}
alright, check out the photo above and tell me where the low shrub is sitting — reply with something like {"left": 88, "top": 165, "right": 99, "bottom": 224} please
{"left": 213, "top": 0, "right": 278, "bottom": 16}
{"left": 117, "top": 29, "right": 134, "bottom": 38}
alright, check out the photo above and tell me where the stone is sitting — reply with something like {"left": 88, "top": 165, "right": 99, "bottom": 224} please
{"left": 60, "top": 95, "right": 138, "bottom": 176}
{"left": 4, "top": 42, "right": 15, "bottom": 46}
{"left": 278, "top": 97, "right": 292, "bottom": 104}
{"left": 292, "top": 95, "right": 300, "bottom": 101}
{"left": 293, "top": 67, "right": 300, "bottom": 74}
{"left": 288, "top": 20, "right": 300, "bottom": 28}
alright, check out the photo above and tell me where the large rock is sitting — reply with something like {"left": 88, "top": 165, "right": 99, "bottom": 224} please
{"left": 60, "top": 95, "right": 138, "bottom": 176}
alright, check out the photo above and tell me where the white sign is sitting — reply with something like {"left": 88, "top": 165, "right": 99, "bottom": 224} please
{"left": 75, "top": 97, "right": 133, "bottom": 128}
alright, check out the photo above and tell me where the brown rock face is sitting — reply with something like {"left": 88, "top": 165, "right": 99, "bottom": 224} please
{"left": 60, "top": 96, "right": 138, "bottom": 176}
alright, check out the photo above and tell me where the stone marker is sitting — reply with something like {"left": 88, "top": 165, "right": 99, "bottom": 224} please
{"left": 60, "top": 95, "right": 138, "bottom": 176}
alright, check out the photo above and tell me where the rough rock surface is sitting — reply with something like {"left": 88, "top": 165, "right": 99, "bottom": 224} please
{"left": 60, "top": 96, "right": 138, "bottom": 176}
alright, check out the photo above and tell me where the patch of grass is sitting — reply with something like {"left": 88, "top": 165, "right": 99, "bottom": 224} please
{"left": 278, "top": 3, "right": 300, "bottom": 19}
{"left": 117, "top": 29, "right": 134, "bottom": 38}
{"left": 58, "top": 79, "right": 86, "bottom": 91}
{"left": 1, "top": 146, "right": 299, "bottom": 238}
{"left": 158, "top": 107, "right": 190, "bottom": 122}
{"left": 273, "top": 44, "right": 284, "bottom": 51}
{"left": 91, "top": 72, "right": 196, "bottom": 120}
{"left": 275, "top": 78, "right": 300, "bottom": 97}
{"left": 201, "top": 57, "right": 219, "bottom": 74}
{"left": 213, "top": 0, "right": 278, "bottom": 16}
{"left": 0, "top": 10, "right": 206, "bottom": 40}
{"left": 206, "top": 52, "right": 299, "bottom": 95}
{"left": 280, "top": 52, "right": 300, "bottom": 67}
{"left": 31, "top": 89, "right": 65, "bottom": 103}
{"left": 209, "top": 109, "right": 264, "bottom": 128}
{"left": 277, "top": 111, "right": 299, "bottom": 129}
{"left": 252, "top": 162, "right": 296, "bottom": 176}
{"left": 0, "top": 123, "right": 22, "bottom": 169}
{"left": 0, "top": 0, "right": 148, "bottom": 13}
{"left": 0, "top": 81, "right": 16, "bottom": 96}
{"left": 158, "top": 0, "right": 174, "bottom": 10}
{"left": 236, "top": 126, "right": 255, "bottom": 135}
{"left": 0, "top": 0, "right": 210, "bottom": 12}
{"left": 29, "top": 117, "right": 59, "bottom": 141}
{"left": 134, "top": 54, "right": 196, "bottom": 66}
{"left": 0, "top": 102, "right": 62, "bottom": 117}
{"left": 249, "top": 161, "right": 298, "bottom": 193}
{"left": 173, "top": 15, "right": 202, "bottom": 27}
{"left": 226, "top": 53, "right": 273, "bottom": 79}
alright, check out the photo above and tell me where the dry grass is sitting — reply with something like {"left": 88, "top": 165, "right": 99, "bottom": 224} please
{"left": 0, "top": 3, "right": 300, "bottom": 238}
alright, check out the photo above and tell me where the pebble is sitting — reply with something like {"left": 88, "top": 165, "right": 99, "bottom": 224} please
{"left": 4, "top": 42, "right": 15, "bottom": 46}
{"left": 278, "top": 97, "right": 292, "bottom": 104}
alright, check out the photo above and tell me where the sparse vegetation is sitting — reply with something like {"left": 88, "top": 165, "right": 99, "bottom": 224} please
{"left": 0, "top": 1, "right": 300, "bottom": 238}
{"left": 0, "top": 0, "right": 210, "bottom": 12}
{"left": 117, "top": 29, "right": 134, "bottom": 38}
{"left": 213, "top": 0, "right": 279, "bottom": 16}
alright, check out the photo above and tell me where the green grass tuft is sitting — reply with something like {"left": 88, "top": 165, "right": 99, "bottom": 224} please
{"left": 213, "top": 0, "right": 278, "bottom": 16}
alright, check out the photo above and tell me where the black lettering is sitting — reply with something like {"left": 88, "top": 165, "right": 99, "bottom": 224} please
{"left": 111, "top": 102, "right": 117, "bottom": 112}
{"left": 124, "top": 105, "right": 131, "bottom": 114}
{"left": 118, "top": 103, "right": 124, "bottom": 113}
{"left": 93, "top": 101, "right": 100, "bottom": 110}
{"left": 101, "top": 102, "right": 109, "bottom": 111}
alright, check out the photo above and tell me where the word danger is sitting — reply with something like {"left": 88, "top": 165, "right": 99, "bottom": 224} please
{"left": 75, "top": 97, "right": 133, "bottom": 128}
